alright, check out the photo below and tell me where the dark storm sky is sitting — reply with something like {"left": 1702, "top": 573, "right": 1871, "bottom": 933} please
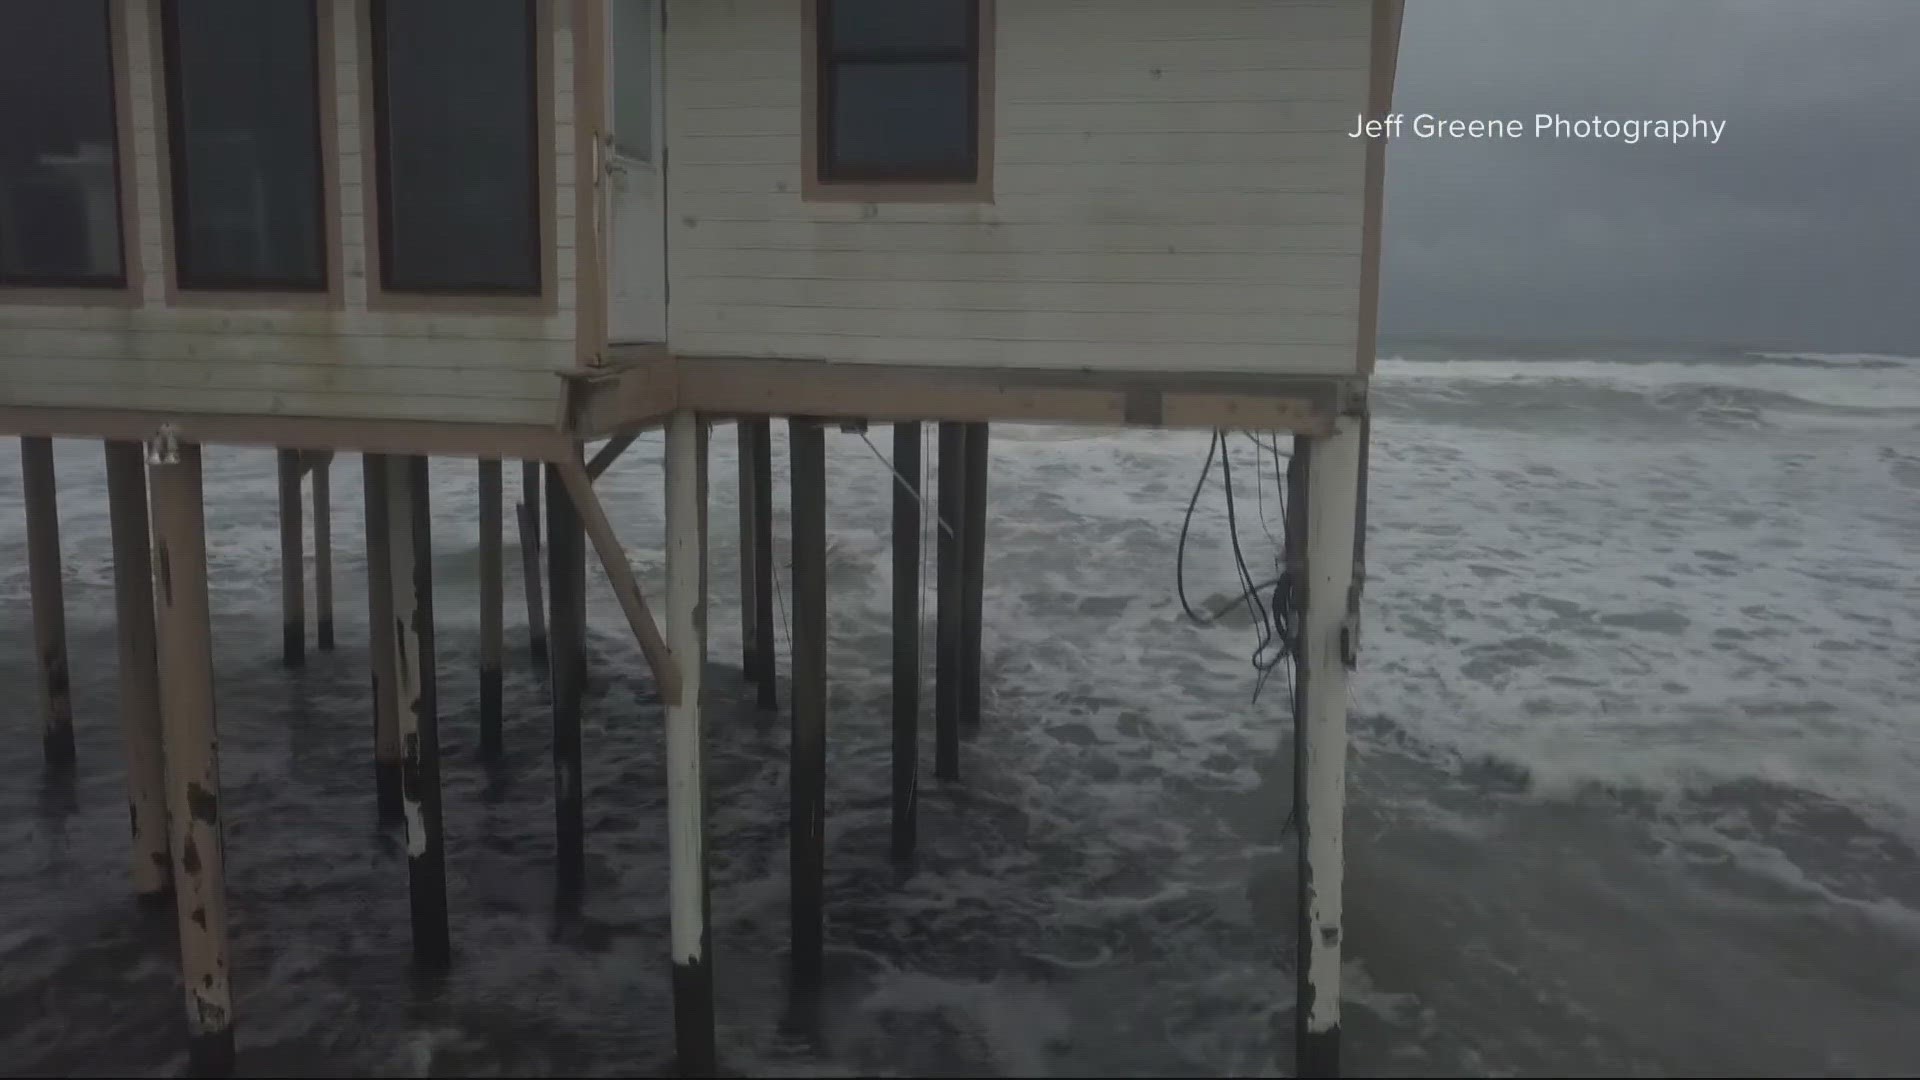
{"left": 1379, "top": 0, "right": 1920, "bottom": 353}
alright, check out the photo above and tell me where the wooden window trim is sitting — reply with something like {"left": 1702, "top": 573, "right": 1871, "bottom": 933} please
{"left": 366, "top": 0, "right": 549, "bottom": 304}
{"left": 802, "top": 0, "right": 995, "bottom": 204}
{"left": 157, "top": 0, "right": 332, "bottom": 296}
{"left": 0, "top": 0, "right": 134, "bottom": 296}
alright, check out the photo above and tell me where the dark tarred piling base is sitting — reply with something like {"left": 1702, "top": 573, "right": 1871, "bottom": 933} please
{"left": 375, "top": 762, "right": 403, "bottom": 814}
{"left": 317, "top": 618, "right": 335, "bottom": 652}
{"left": 1298, "top": 1026, "right": 1340, "bottom": 1077}
{"left": 187, "top": 1027, "right": 236, "bottom": 1078}
{"left": 43, "top": 725, "right": 74, "bottom": 777}
{"left": 671, "top": 954, "right": 718, "bottom": 1076}
{"left": 479, "top": 664, "right": 504, "bottom": 761}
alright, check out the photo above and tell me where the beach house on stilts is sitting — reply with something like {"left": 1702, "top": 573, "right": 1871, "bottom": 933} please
{"left": 0, "top": 0, "right": 1401, "bottom": 1073}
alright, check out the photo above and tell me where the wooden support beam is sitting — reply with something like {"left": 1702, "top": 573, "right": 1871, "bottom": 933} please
{"left": 663, "top": 412, "right": 716, "bottom": 1073}
{"left": 1292, "top": 420, "right": 1364, "bottom": 1078}
{"left": 677, "top": 357, "right": 1346, "bottom": 434}
{"left": 737, "top": 421, "right": 758, "bottom": 683}
{"left": 0, "top": 406, "right": 575, "bottom": 461}
{"left": 478, "top": 459, "right": 504, "bottom": 761}
{"left": 585, "top": 432, "right": 638, "bottom": 480}
{"left": 749, "top": 418, "right": 777, "bottom": 711}
{"left": 891, "top": 421, "right": 922, "bottom": 863}
{"left": 386, "top": 455, "right": 450, "bottom": 965}
{"left": 788, "top": 418, "right": 828, "bottom": 989}
{"left": 148, "top": 440, "right": 235, "bottom": 1076}
{"left": 311, "top": 452, "right": 334, "bottom": 651}
{"left": 554, "top": 457, "right": 681, "bottom": 707}
{"left": 21, "top": 436, "right": 74, "bottom": 775}
{"left": 546, "top": 457, "right": 588, "bottom": 899}
{"left": 519, "top": 460, "right": 548, "bottom": 665}
{"left": 105, "top": 440, "right": 170, "bottom": 899}
{"left": 363, "top": 454, "right": 402, "bottom": 813}
{"left": 958, "top": 423, "right": 990, "bottom": 732}
{"left": 277, "top": 449, "right": 305, "bottom": 667}
{"left": 933, "top": 423, "right": 964, "bottom": 781}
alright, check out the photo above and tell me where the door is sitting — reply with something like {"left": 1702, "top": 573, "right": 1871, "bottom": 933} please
{"left": 607, "top": 0, "right": 665, "bottom": 343}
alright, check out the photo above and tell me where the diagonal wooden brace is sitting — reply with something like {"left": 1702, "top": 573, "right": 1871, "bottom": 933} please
{"left": 552, "top": 455, "right": 683, "bottom": 707}
{"left": 586, "top": 433, "right": 639, "bottom": 480}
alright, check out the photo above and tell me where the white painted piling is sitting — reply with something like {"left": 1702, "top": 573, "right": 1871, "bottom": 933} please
{"left": 748, "top": 418, "right": 777, "bottom": 711}
{"left": 105, "top": 440, "right": 170, "bottom": 898}
{"left": 1294, "top": 417, "right": 1364, "bottom": 1077}
{"left": 148, "top": 439, "right": 234, "bottom": 1076}
{"left": 664, "top": 411, "right": 716, "bottom": 1071}
{"left": 737, "top": 419, "right": 758, "bottom": 682}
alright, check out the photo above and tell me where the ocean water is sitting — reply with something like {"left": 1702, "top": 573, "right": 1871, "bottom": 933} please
{"left": 1, "top": 346, "right": 1917, "bottom": 1076}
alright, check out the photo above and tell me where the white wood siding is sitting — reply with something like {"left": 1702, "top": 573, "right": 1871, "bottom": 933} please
{"left": 665, "top": 0, "right": 1372, "bottom": 375}
{"left": 0, "top": 0, "right": 579, "bottom": 425}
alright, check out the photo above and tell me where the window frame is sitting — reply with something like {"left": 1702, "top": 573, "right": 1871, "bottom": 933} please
{"left": 804, "top": 0, "right": 995, "bottom": 203}
{"left": 0, "top": 0, "right": 133, "bottom": 293}
{"left": 368, "top": 0, "right": 546, "bottom": 299}
{"left": 158, "top": 0, "right": 331, "bottom": 293}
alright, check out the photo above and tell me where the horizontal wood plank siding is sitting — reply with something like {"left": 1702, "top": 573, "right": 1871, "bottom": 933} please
{"left": 665, "top": 0, "right": 1371, "bottom": 375}
{"left": 0, "top": 0, "right": 580, "bottom": 425}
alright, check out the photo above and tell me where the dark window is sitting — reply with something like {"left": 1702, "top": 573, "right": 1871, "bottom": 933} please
{"left": 818, "top": 0, "right": 980, "bottom": 183}
{"left": 373, "top": 0, "right": 540, "bottom": 294}
{"left": 0, "top": 2, "right": 124, "bottom": 287}
{"left": 162, "top": 0, "right": 327, "bottom": 290}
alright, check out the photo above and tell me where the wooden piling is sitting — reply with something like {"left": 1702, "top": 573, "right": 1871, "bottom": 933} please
{"left": 546, "top": 456, "right": 588, "bottom": 898}
{"left": 311, "top": 453, "right": 334, "bottom": 651}
{"left": 105, "top": 441, "right": 170, "bottom": 898}
{"left": 386, "top": 455, "right": 450, "bottom": 966}
{"left": 749, "top": 418, "right": 777, "bottom": 711}
{"left": 958, "top": 423, "right": 989, "bottom": 732}
{"left": 1292, "top": 421, "right": 1363, "bottom": 1078}
{"left": 891, "top": 421, "right": 922, "bottom": 863}
{"left": 737, "top": 420, "right": 758, "bottom": 682}
{"left": 933, "top": 422, "right": 964, "bottom": 781}
{"left": 478, "top": 459, "right": 504, "bottom": 760}
{"left": 363, "top": 455, "right": 402, "bottom": 812}
{"left": 21, "top": 436, "right": 74, "bottom": 775}
{"left": 519, "top": 459, "right": 548, "bottom": 665}
{"left": 277, "top": 448, "right": 305, "bottom": 667}
{"left": 148, "top": 441, "right": 235, "bottom": 1076}
{"left": 788, "top": 418, "right": 828, "bottom": 988}
{"left": 664, "top": 412, "right": 717, "bottom": 1072}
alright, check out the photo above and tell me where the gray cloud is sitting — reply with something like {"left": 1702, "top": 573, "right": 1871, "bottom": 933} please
{"left": 1380, "top": 0, "right": 1920, "bottom": 353}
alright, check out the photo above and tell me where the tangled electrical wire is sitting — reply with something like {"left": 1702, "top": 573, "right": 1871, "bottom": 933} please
{"left": 1175, "top": 430, "right": 1299, "bottom": 705}
{"left": 1174, "top": 429, "right": 1303, "bottom": 834}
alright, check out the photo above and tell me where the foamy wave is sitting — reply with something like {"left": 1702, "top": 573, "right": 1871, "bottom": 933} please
{"left": 1750, "top": 351, "right": 1919, "bottom": 369}
{"left": 1374, "top": 355, "right": 1920, "bottom": 414}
